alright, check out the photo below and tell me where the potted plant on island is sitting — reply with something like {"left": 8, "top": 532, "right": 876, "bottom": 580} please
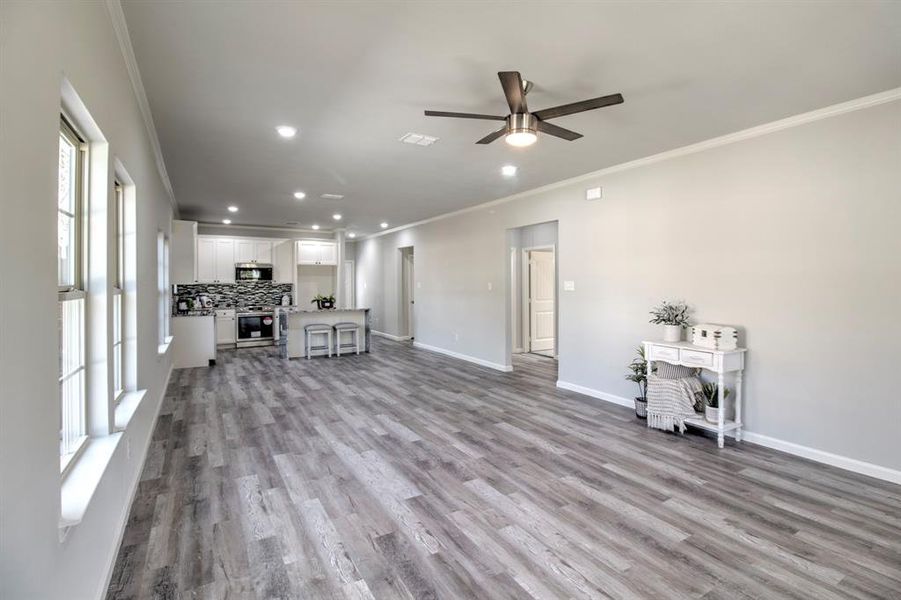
{"left": 311, "top": 294, "right": 336, "bottom": 310}
{"left": 702, "top": 381, "right": 730, "bottom": 423}
{"left": 625, "top": 347, "right": 649, "bottom": 419}
{"left": 649, "top": 300, "right": 691, "bottom": 342}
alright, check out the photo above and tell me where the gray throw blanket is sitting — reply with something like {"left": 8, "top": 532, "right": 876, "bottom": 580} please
{"left": 646, "top": 374, "right": 703, "bottom": 433}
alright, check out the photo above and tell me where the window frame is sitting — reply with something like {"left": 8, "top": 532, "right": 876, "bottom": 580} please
{"left": 58, "top": 116, "right": 88, "bottom": 474}
{"left": 58, "top": 117, "right": 85, "bottom": 294}
{"left": 112, "top": 181, "right": 125, "bottom": 404}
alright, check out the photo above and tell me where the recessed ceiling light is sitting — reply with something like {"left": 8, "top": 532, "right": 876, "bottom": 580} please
{"left": 380, "top": 222, "right": 388, "bottom": 229}
{"left": 332, "top": 213, "right": 342, "bottom": 221}
{"left": 222, "top": 219, "right": 232, "bottom": 225}
{"left": 293, "top": 191, "right": 306, "bottom": 200}
{"left": 321, "top": 193, "right": 344, "bottom": 200}
{"left": 276, "top": 125, "right": 297, "bottom": 139}
{"left": 227, "top": 205, "right": 239, "bottom": 213}
{"left": 348, "top": 232, "right": 356, "bottom": 238}
{"left": 501, "top": 165, "right": 518, "bottom": 177}
{"left": 311, "top": 224, "right": 320, "bottom": 230}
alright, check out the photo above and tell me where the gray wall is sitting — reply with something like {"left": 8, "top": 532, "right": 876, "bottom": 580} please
{"left": 1, "top": 2, "right": 175, "bottom": 598}
{"left": 356, "top": 98, "right": 901, "bottom": 473}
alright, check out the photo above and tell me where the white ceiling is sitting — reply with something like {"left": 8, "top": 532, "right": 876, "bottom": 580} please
{"left": 122, "top": 1, "right": 901, "bottom": 235}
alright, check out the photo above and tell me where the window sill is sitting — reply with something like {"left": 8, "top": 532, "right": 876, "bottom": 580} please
{"left": 59, "top": 433, "right": 123, "bottom": 537}
{"left": 157, "top": 335, "right": 174, "bottom": 357}
{"left": 114, "top": 389, "right": 147, "bottom": 431}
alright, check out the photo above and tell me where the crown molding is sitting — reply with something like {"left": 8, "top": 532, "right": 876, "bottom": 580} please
{"left": 105, "top": 0, "right": 178, "bottom": 216}
{"left": 196, "top": 221, "right": 330, "bottom": 235}
{"left": 366, "top": 86, "right": 901, "bottom": 240}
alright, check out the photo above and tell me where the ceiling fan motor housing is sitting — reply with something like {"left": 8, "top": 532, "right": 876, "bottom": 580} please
{"left": 507, "top": 112, "right": 538, "bottom": 136}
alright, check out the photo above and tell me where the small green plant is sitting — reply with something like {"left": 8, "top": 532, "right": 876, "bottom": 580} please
{"left": 702, "top": 381, "right": 730, "bottom": 408}
{"left": 625, "top": 347, "right": 649, "bottom": 402}
{"left": 649, "top": 300, "right": 691, "bottom": 327}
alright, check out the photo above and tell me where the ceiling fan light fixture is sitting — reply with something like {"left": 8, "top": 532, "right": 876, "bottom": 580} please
{"left": 505, "top": 130, "right": 537, "bottom": 147}
{"left": 504, "top": 112, "right": 538, "bottom": 147}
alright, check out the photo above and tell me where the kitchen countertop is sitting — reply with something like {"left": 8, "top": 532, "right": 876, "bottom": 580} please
{"left": 172, "top": 311, "right": 215, "bottom": 317}
{"left": 277, "top": 306, "right": 370, "bottom": 314}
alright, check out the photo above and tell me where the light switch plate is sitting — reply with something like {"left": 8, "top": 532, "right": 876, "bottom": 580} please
{"left": 586, "top": 186, "right": 602, "bottom": 201}
{"left": 563, "top": 280, "right": 575, "bottom": 291}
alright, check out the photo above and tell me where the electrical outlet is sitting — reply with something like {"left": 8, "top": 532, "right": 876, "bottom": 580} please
{"left": 487, "top": 282, "right": 493, "bottom": 291}
{"left": 564, "top": 280, "right": 575, "bottom": 291}
{"left": 454, "top": 332, "right": 459, "bottom": 341}
{"left": 586, "top": 186, "right": 602, "bottom": 201}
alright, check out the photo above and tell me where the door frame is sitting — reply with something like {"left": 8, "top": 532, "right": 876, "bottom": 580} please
{"left": 398, "top": 246, "right": 415, "bottom": 340}
{"left": 521, "top": 244, "right": 557, "bottom": 357}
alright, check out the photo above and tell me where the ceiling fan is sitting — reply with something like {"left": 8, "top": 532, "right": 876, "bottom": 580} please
{"left": 424, "top": 71, "right": 623, "bottom": 146}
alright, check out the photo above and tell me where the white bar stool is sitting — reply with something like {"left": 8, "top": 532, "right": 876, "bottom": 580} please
{"left": 304, "top": 323, "right": 333, "bottom": 359}
{"left": 333, "top": 322, "right": 361, "bottom": 356}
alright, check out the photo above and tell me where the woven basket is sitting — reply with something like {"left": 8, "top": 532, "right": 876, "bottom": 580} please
{"left": 634, "top": 397, "right": 648, "bottom": 419}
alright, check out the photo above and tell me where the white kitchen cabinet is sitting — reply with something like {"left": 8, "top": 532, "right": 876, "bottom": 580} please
{"left": 213, "top": 239, "right": 235, "bottom": 283}
{"left": 215, "top": 309, "right": 236, "bottom": 345}
{"left": 254, "top": 241, "right": 273, "bottom": 263}
{"left": 171, "top": 316, "right": 216, "bottom": 368}
{"left": 234, "top": 239, "right": 255, "bottom": 263}
{"left": 297, "top": 240, "right": 338, "bottom": 265}
{"left": 196, "top": 237, "right": 216, "bottom": 282}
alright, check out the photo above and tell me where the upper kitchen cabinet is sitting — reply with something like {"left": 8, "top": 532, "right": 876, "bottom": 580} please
{"left": 297, "top": 240, "right": 338, "bottom": 265}
{"left": 197, "top": 237, "right": 235, "bottom": 283}
{"left": 235, "top": 239, "right": 273, "bottom": 264}
{"left": 171, "top": 220, "right": 198, "bottom": 283}
{"left": 274, "top": 241, "right": 295, "bottom": 283}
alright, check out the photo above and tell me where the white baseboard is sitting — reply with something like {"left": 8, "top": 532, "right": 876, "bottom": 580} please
{"left": 556, "top": 379, "right": 901, "bottom": 485}
{"left": 371, "top": 330, "right": 412, "bottom": 342}
{"left": 413, "top": 341, "right": 512, "bottom": 372}
{"left": 741, "top": 431, "right": 901, "bottom": 485}
{"left": 556, "top": 380, "right": 634, "bottom": 409}
{"left": 98, "top": 363, "right": 173, "bottom": 599}
{"left": 513, "top": 347, "right": 524, "bottom": 354}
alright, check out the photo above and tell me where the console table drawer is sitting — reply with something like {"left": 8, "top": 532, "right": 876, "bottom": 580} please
{"left": 681, "top": 348, "right": 714, "bottom": 367}
{"left": 648, "top": 345, "right": 680, "bottom": 362}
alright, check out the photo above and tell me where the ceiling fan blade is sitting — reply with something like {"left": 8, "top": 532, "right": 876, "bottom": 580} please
{"left": 533, "top": 93, "right": 624, "bottom": 121}
{"left": 475, "top": 127, "right": 508, "bottom": 144}
{"left": 536, "top": 120, "right": 583, "bottom": 141}
{"left": 498, "top": 71, "right": 528, "bottom": 114}
{"left": 424, "top": 110, "right": 506, "bottom": 121}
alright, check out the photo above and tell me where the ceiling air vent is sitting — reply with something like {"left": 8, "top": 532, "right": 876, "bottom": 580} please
{"left": 399, "top": 132, "right": 439, "bottom": 146}
{"left": 320, "top": 193, "right": 344, "bottom": 200}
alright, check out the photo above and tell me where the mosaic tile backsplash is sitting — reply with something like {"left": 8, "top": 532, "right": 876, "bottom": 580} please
{"left": 173, "top": 282, "right": 294, "bottom": 310}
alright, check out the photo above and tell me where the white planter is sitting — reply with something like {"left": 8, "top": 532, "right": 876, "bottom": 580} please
{"left": 705, "top": 404, "right": 723, "bottom": 423}
{"left": 662, "top": 324, "right": 682, "bottom": 342}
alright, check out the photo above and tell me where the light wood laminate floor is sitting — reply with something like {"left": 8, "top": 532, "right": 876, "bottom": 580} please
{"left": 107, "top": 338, "right": 901, "bottom": 600}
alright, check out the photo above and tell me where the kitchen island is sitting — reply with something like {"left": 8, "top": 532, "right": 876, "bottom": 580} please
{"left": 277, "top": 307, "right": 371, "bottom": 358}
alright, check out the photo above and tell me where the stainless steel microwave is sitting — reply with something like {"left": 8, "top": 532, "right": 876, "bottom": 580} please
{"left": 235, "top": 263, "right": 273, "bottom": 281}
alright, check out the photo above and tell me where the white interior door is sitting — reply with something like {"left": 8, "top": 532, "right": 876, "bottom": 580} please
{"left": 528, "top": 250, "right": 555, "bottom": 352}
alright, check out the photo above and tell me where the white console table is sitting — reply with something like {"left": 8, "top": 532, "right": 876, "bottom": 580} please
{"left": 642, "top": 340, "right": 746, "bottom": 448}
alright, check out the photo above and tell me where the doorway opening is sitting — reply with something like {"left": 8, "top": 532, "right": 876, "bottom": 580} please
{"left": 399, "top": 246, "right": 415, "bottom": 340}
{"left": 506, "top": 221, "right": 558, "bottom": 369}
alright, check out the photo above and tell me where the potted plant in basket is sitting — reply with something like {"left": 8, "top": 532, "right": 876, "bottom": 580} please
{"left": 702, "top": 381, "right": 730, "bottom": 423}
{"left": 649, "top": 300, "right": 691, "bottom": 342}
{"left": 311, "top": 294, "right": 336, "bottom": 310}
{"left": 625, "top": 347, "right": 649, "bottom": 419}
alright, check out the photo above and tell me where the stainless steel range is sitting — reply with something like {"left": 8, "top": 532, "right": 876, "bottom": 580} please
{"left": 235, "top": 306, "right": 276, "bottom": 348}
